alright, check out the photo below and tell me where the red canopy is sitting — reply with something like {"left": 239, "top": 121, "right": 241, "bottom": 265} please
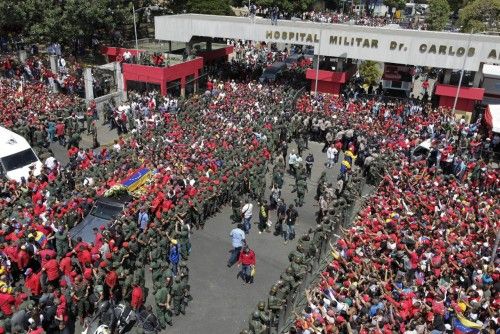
{"left": 306, "top": 69, "right": 347, "bottom": 83}
{"left": 434, "top": 84, "right": 485, "bottom": 101}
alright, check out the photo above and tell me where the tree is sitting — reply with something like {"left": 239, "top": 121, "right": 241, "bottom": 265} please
{"left": 0, "top": 0, "right": 158, "bottom": 46}
{"left": 383, "top": 0, "right": 405, "bottom": 14}
{"left": 187, "top": 0, "right": 234, "bottom": 15}
{"left": 459, "top": 0, "right": 500, "bottom": 33}
{"left": 359, "top": 61, "right": 382, "bottom": 86}
{"left": 427, "top": 0, "right": 451, "bottom": 31}
{"left": 255, "top": 0, "right": 315, "bottom": 15}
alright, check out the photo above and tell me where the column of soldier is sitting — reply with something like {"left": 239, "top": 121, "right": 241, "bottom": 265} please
{"left": 241, "top": 93, "right": 499, "bottom": 334}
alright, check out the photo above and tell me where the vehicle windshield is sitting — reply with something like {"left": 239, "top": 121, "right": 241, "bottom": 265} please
{"left": 1, "top": 148, "right": 38, "bottom": 172}
{"left": 265, "top": 67, "right": 281, "bottom": 75}
{"left": 90, "top": 201, "right": 124, "bottom": 220}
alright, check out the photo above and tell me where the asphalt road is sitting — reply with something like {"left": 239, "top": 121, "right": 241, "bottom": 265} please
{"left": 49, "top": 113, "right": 341, "bottom": 334}
{"left": 164, "top": 141, "right": 338, "bottom": 334}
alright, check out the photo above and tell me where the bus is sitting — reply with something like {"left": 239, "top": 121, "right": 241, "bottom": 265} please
{"left": 0, "top": 126, "right": 42, "bottom": 182}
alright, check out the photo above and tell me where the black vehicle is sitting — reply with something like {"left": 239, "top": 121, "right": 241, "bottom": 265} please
{"left": 69, "top": 195, "right": 131, "bottom": 243}
{"left": 259, "top": 62, "right": 287, "bottom": 83}
{"left": 284, "top": 54, "right": 305, "bottom": 69}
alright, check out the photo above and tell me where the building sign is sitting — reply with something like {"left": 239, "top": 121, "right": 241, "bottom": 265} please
{"left": 155, "top": 15, "right": 500, "bottom": 71}
{"left": 259, "top": 29, "right": 499, "bottom": 71}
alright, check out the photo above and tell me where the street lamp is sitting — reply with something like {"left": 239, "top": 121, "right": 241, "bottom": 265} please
{"left": 132, "top": 4, "right": 161, "bottom": 54}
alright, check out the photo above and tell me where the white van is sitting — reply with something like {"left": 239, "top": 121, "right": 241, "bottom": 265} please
{"left": 411, "top": 138, "right": 432, "bottom": 161}
{"left": 0, "top": 126, "right": 42, "bottom": 182}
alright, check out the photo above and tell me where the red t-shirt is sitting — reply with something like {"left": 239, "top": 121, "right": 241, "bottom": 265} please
{"left": 43, "top": 259, "right": 60, "bottom": 281}
{"left": 238, "top": 250, "right": 256, "bottom": 266}
{"left": 131, "top": 286, "right": 144, "bottom": 309}
{"left": 59, "top": 256, "right": 72, "bottom": 276}
{"left": 105, "top": 271, "right": 118, "bottom": 289}
{"left": 25, "top": 272, "right": 42, "bottom": 296}
{"left": 0, "top": 293, "right": 15, "bottom": 315}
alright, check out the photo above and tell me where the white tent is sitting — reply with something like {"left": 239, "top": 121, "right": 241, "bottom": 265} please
{"left": 485, "top": 104, "right": 500, "bottom": 133}
{"left": 483, "top": 64, "right": 500, "bottom": 79}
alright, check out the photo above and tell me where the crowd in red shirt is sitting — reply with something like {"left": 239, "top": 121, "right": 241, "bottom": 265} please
{"left": 288, "top": 93, "right": 498, "bottom": 334}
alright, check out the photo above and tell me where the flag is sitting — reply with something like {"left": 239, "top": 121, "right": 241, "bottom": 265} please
{"left": 121, "top": 168, "right": 152, "bottom": 192}
{"left": 453, "top": 313, "right": 482, "bottom": 334}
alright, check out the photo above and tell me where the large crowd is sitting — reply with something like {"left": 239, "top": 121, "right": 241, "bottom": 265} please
{"left": 0, "top": 49, "right": 309, "bottom": 333}
{"left": 242, "top": 92, "right": 499, "bottom": 333}
{"left": 244, "top": 4, "right": 427, "bottom": 30}
{"left": 0, "top": 36, "right": 498, "bottom": 334}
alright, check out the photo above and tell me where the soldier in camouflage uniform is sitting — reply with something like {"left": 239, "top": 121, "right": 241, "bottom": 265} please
{"left": 170, "top": 276, "right": 185, "bottom": 316}
{"left": 154, "top": 276, "right": 173, "bottom": 328}
{"left": 267, "top": 285, "right": 285, "bottom": 329}
{"left": 230, "top": 196, "right": 242, "bottom": 223}
{"left": 292, "top": 178, "right": 308, "bottom": 207}
{"left": 248, "top": 311, "right": 267, "bottom": 334}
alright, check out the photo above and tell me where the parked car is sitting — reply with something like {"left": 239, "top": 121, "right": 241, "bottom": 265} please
{"left": 284, "top": 54, "right": 305, "bottom": 69}
{"left": 69, "top": 195, "right": 131, "bottom": 242}
{"left": 259, "top": 62, "right": 287, "bottom": 83}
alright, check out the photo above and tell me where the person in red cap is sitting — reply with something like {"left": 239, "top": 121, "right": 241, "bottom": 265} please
{"left": 104, "top": 264, "right": 118, "bottom": 300}
{"left": 0, "top": 287, "right": 15, "bottom": 316}
{"left": 24, "top": 268, "right": 42, "bottom": 297}
{"left": 130, "top": 283, "right": 144, "bottom": 310}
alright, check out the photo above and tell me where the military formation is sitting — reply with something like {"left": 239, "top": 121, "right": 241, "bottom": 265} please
{"left": 241, "top": 108, "right": 395, "bottom": 333}
{"left": 241, "top": 165, "right": 370, "bottom": 333}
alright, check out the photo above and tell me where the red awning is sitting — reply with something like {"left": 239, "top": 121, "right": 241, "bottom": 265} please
{"left": 434, "top": 84, "right": 485, "bottom": 101}
{"left": 306, "top": 69, "right": 347, "bottom": 83}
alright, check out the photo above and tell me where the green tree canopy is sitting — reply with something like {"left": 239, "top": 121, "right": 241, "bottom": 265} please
{"left": 459, "top": 0, "right": 500, "bottom": 33}
{"left": 359, "top": 61, "right": 382, "bottom": 86}
{"left": 187, "top": 0, "right": 234, "bottom": 15}
{"left": 0, "top": 0, "right": 161, "bottom": 46}
{"left": 383, "top": 0, "right": 406, "bottom": 12}
{"left": 427, "top": 0, "right": 451, "bottom": 31}
{"left": 255, "top": 0, "right": 315, "bottom": 15}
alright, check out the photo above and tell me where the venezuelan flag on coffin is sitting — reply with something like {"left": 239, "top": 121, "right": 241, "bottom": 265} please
{"left": 453, "top": 314, "right": 482, "bottom": 334}
{"left": 121, "top": 168, "right": 153, "bottom": 192}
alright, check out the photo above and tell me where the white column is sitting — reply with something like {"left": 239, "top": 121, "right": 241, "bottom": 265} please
{"left": 473, "top": 63, "right": 483, "bottom": 88}
{"left": 443, "top": 69, "right": 452, "bottom": 84}
{"left": 84, "top": 67, "right": 94, "bottom": 102}
{"left": 337, "top": 58, "right": 344, "bottom": 72}
{"left": 115, "top": 62, "right": 126, "bottom": 101}
{"left": 49, "top": 55, "right": 58, "bottom": 73}
{"left": 18, "top": 50, "right": 27, "bottom": 63}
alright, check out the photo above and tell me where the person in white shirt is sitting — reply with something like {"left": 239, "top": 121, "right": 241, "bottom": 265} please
{"left": 44, "top": 156, "right": 57, "bottom": 170}
{"left": 288, "top": 151, "right": 298, "bottom": 175}
{"left": 112, "top": 139, "right": 121, "bottom": 152}
{"left": 326, "top": 144, "right": 338, "bottom": 168}
{"left": 123, "top": 50, "right": 132, "bottom": 63}
{"left": 241, "top": 200, "right": 253, "bottom": 234}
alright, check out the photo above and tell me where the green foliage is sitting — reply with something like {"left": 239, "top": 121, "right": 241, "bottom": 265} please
{"left": 459, "top": 0, "right": 500, "bottom": 33}
{"left": 0, "top": 0, "right": 156, "bottom": 45}
{"left": 231, "top": 0, "right": 246, "bottom": 6}
{"left": 383, "top": 0, "right": 406, "bottom": 11}
{"left": 427, "top": 0, "right": 451, "bottom": 31}
{"left": 187, "top": 0, "right": 234, "bottom": 15}
{"left": 359, "top": 61, "right": 382, "bottom": 86}
{"left": 255, "top": 0, "right": 315, "bottom": 15}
